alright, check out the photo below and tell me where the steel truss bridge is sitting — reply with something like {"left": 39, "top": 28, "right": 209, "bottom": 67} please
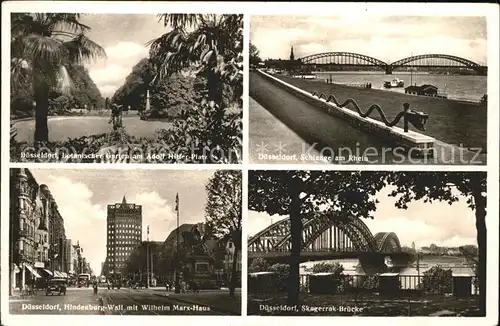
{"left": 248, "top": 213, "right": 402, "bottom": 263}
{"left": 297, "top": 52, "right": 487, "bottom": 75}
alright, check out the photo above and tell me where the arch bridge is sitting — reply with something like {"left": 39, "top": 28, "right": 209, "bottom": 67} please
{"left": 248, "top": 212, "right": 402, "bottom": 263}
{"left": 297, "top": 52, "right": 487, "bottom": 75}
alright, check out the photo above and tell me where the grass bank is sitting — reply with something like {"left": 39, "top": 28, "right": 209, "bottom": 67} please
{"left": 275, "top": 75, "right": 487, "bottom": 151}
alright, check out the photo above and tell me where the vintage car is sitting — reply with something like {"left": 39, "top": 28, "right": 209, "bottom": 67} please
{"left": 46, "top": 278, "right": 67, "bottom": 296}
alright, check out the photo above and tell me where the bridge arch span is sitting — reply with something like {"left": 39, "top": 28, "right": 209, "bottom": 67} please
{"left": 299, "top": 52, "right": 388, "bottom": 68}
{"left": 248, "top": 212, "right": 386, "bottom": 254}
{"left": 374, "top": 232, "right": 401, "bottom": 252}
{"left": 390, "top": 54, "right": 482, "bottom": 70}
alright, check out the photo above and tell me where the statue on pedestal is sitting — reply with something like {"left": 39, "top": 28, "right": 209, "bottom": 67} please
{"left": 109, "top": 103, "right": 123, "bottom": 130}
{"left": 182, "top": 225, "right": 206, "bottom": 255}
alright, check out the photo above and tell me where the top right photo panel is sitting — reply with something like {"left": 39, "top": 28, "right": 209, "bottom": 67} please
{"left": 249, "top": 15, "right": 488, "bottom": 165}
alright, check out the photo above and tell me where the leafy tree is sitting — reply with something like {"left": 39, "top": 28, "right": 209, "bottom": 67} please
{"left": 11, "top": 13, "right": 106, "bottom": 141}
{"left": 248, "top": 257, "right": 270, "bottom": 273}
{"left": 148, "top": 14, "right": 243, "bottom": 163}
{"left": 66, "top": 65, "right": 104, "bottom": 109}
{"left": 111, "top": 58, "right": 154, "bottom": 109}
{"left": 249, "top": 43, "right": 262, "bottom": 66}
{"left": 205, "top": 170, "right": 242, "bottom": 296}
{"left": 386, "top": 171, "right": 487, "bottom": 314}
{"left": 248, "top": 171, "right": 388, "bottom": 305}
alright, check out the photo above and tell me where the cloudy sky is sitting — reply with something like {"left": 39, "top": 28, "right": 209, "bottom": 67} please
{"left": 30, "top": 169, "right": 216, "bottom": 275}
{"left": 250, "top": 16, "right": 487, "bottom": 65}
{"left": 78, "top": 14, "right": 167, "bottom": 97}
{"left": 248, "top": 183, "right": 478, "bottom": 249}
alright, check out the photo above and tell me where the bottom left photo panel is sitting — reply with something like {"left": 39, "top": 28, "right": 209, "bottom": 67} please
{"left": 7, "top": 168, "right": 242, "bottom": 316}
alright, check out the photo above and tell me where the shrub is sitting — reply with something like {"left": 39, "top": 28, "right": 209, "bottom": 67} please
{"left": 309, "top": 262, "right": 349, "bottom": 294}
{"left": 267, "top": 263, "right": 289, "bottom": 292}
{"left": 312, "top": 262, "right": 344, "bottom": 275}
{"left": 361, "top": 275, "right": 380, "bottom": 290}
{"left": 248, "top": 258, "right": 270, "bottom": 273}
{"left": 422, "top": 266, "right": 453, "bottom": 294}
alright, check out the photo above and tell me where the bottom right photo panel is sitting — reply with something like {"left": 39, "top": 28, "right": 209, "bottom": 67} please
{"left": 247, "top": 170, "right": 486, "bottom": 317}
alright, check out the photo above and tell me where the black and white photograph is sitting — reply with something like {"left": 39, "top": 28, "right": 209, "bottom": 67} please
{"left": 249, "top": 15, "right": 488, "bottom": 165}
{"left": 247, "top": 170, "right": 486, "bottom": 316}
{"left": 10, "top": 13, "right": 243, "bottom": 163}
{"left": 7, "top": 168, "right": 242, "bottom": 316}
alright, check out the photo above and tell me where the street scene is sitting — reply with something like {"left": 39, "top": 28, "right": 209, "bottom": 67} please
{"left": 10, "top": 13, "right": 243, "bottom": 163}
{"left": 247, "top": 171, "right": 486, "bottom": 316}
{"left": 249, "top": 16, "right": 488, "bottom": 165}
{"left": 8, "top": 168, "right": 242, "bottom": 316}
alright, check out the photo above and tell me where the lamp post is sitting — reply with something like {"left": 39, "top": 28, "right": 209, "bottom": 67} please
{"left": 146, "top": 225, "right": 150, "bottom": 289}
{"left": 174, "top": 193, "right": 180, "bottom": 293}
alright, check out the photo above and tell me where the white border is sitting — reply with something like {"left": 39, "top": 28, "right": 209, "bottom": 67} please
{"left": 1, "top": 2, "right": 499, "bottom": 326}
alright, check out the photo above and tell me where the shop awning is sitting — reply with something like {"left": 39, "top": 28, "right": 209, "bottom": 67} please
{"left": 43, "top": 269, "right": 53, "bottom": 276}
{"left": 54, "top": 271, "right": 63, "bottom": 277}
{"left": 61, "top": 272, "right": 68, "bottom": 278}
{"left": 25, "top": 265, "right": 42, "bottom": 278}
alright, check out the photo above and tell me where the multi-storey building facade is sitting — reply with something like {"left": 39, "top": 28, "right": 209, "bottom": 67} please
{"left": 50, "top": 208, "right": 66, "bottom": 272}
{"left": 105, "top": 196, "right": 142, "bottom": 275}
{"left": 9, "top": 168, "right": 67, "bottom": 292}
{"left": 64, "top": 239, "right": 75, "bottom": 274}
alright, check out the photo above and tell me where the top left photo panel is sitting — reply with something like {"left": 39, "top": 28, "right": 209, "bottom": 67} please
{"left": 9, "top": 13, "right": 243, "bottom": 164}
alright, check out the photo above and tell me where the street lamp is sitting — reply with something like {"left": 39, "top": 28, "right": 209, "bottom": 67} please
{"left": 146, "top": 225, "right": 150, "bottom": 289}
{"left": 415, "top": 246, "right": 422, "bottom": 290}
{"left": 174, "top": 193, "right": 180, "bottom": 293}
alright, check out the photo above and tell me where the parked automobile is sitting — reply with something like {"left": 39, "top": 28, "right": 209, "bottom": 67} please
{"left": 46, "top": 278, "right": 67, "bottom": 296}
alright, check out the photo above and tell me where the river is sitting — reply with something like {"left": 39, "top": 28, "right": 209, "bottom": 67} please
{"left": 313, "top": 71, "right": 487, "bottom": 102}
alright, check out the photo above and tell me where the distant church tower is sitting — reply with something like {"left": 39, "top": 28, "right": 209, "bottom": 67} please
{"left": 290, "top": 46, "right": 295, "bottom": 61}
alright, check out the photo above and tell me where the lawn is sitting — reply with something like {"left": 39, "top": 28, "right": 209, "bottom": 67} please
{"left": 13, "top": 116, "right": 172, "bottom": 143}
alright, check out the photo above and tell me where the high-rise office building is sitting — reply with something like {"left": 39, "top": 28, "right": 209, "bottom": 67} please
{"left": 105, "top": 196, "right": 142, "bottom": 275}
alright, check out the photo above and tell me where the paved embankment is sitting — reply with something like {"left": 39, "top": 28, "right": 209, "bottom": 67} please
{"left": 249, "top": 97, "right": 326, "bottom": 164}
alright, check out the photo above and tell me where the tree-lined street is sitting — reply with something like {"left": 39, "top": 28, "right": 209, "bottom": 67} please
{"left": 10, "top": 286, "right": 241, "bottom": 315}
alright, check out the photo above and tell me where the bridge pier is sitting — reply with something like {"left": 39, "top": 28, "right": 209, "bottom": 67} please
{"left": 385, "top": 66, "right": 393, "bottom": 75}
{"left": 475, "top": 66, "right": 487, "bottom": 76}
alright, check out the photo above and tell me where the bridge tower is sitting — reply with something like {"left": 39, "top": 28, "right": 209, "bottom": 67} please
{"left": 290, "top": 46, "right": 295, "bottom": 61}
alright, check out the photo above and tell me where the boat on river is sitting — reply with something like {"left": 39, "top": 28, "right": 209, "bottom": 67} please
{"left": 383, "top": 78, "right": 405, "bottom": 88}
